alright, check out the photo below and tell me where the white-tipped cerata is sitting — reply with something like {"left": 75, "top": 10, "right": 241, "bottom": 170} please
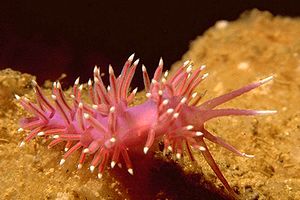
{"left": 186, "top": 65, "right": 193, "bottom": 73}
{"left": 142, "top": 65, "right": 147, "bottom": 72}
{"left": 88, "top": 79, "right": 92, "bottom": 86}
{"left": 133, "top": 59, "right": 140, "bottom": 66}
{"left": 110, "top": 137, "right": 116, "bottom": 143}
{"left": 37, "top": 131, "right": 45, "bottom": 136}
{"left": 173, "top": 113, "right": 179, "bottom": 118}
{"left": 195, "top": 131, "right": 203, "bottom": 136}
{"left": 146, "top": 93, "right": 151, "bottom": 98}
{"left": 17, "top": 128, "right": 24, "bottom": 133}
{"left": 260, "top": 76, "right": 273, "bottom": 84}
{"left": 162, "top": 99, "right": 169, "bottom": 105}
{"left": 98, "top": 173, "right": 103, "bottom": 179}
{"left": 128, "top": 168, "right": 134, "bottom": 175}
{"left": 53, "top": 135, "right": 60, "bottom": 139}
{"left": 64, "top": 148, "right": 69, "bottom": 152}
{"left": 128, "top": 53, "right": 135, "bottom": 62}
{"left": 19, "top": 141, "right": 25, "bottom": 147}
{"left": 242, "top": 153, "right": 255, "bottom": 158}
{"left": 202, "top": 73, "right": 209, "bottom": 79}
{"left": 159, "top": 57, "right": 163, "bottom": 66}
{"left": 59, "top": 159, "right": 65, "bottom": 166}
{"left": 51, "top": 95, "right": 57, "bottom": 100}
{"left": 90, "top": 165, "right": 95, "bottom": 172}
{"left": 199, "top": 146, "right": 206, "bottom": 151}
{"left": 176, "top": 153, "right": 181, "bottom": 159}
{"left": 143, "top": 146, "right": 149, "bottom": 154}
{"left": 92, "top": 104, "right": 98, "bottom": 109}
{"left": 183, "top": 60, "right": 190, "bottom": 67}
{"left": 75, "top": 77, "right": 80, "bottom": 85}
{"left": 83, "top": 113, "right": 90, "bottom": 119}
{"left": 167, "top": 108, "right": 174, "bottom": 114}
{"left": 31, "top": 80, "right": 38, "bottom": 86}
{"left": 110, "top": 106, "right": 115, "bottom": 113}
{"left": 78, "top": 84, "right": 83, "bottom": 91}
{"left": 181, "top": 97, "right": 187, "bottom": 104}
{"left": 132, "top": 87, "right": 138, "bottom": 95}
{"left": 15, "top": 94, "right": 21, "bottom": 101}
{"left": 256, "top": 110, "right": 277, "bottom": 115}
{"left": 83, "top": 148, "right": 90, "bottom": 153}
{"left": 77, "top": 164, "right": 83, "bottom": 169}
{"left": 200, "top": 65, "right": 206, "bottom": 70}
{"left": 186, "top": 125, "right": 194, "bottom": 130}
{"left": 109, "top": 65, "right": 114, "bottom": 75}
{"left": 111, "top": 161, "right": 116, "bottom": 168}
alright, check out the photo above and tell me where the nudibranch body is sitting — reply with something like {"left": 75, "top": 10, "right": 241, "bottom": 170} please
{"left": 16, "top": 54, "right": 275, "bottom": 194}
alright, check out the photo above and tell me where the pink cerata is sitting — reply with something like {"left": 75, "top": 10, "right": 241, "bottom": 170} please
{"left": 16, "top": 54, "right": 276, "bottom": 195}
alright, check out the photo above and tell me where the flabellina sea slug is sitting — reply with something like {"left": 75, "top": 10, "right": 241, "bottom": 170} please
{"left": 15, "top": 54, "right": 276, "bottom": 195}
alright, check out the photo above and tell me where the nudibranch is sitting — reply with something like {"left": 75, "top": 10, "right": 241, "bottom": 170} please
{"left": 15, "top": 54, "right": 275, "bottom": 194}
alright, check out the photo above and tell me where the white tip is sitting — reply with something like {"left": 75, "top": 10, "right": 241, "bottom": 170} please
{"left": 132, "top": 87, "right": 138, "bottom": 94}
{"left": 260, "top": 76, "right": 273, "bottom": 84}
{"left": 37, "top": 131, "right": 45, "bottom": 136}
{"left": 143, "top": 146, "right": 149, "bottom": 154}
{"left": 111, "top": 161, "right": 116, "bottom": 168}
{"left": 83, "top": 148, "right": 89, "bottom": 153}
{"left": 31, "top": 80, "right": 38, "bottom": 86}
{"left": 19, "top": 141, "right": 25, "bottom": 147}
{"left": 176, "top": 153, "right": 181, "bottom": 159}
{"left": 202, "top": 73, "right": 209, "bottom": 79}
{"left": 128, "top": 53, "right": 135, "bottom": 61}
{"left": 17, "top": 128, "right": 24, "bottom": 132}
{"left": 53, "top": 82, "right": 57, "bottom": 88}
{"left": 162, "top": 99, "right": 169, "bottom": 105}
{"left": 78, "top": 84, "right": 83, "bottom": 91}
{"left": 109, "top": 65, "right": 114, "bottom": 75}
{"left": 70, "top": 94, "right": 75, "bottom": 99}
{"left": 181, "top": 97, "right": 187, "bottom": 104}
{"left": 242, "top": 153, "right": 255, "bottom": 158}
{"left": 118, "top": 163, "right": 122, "bottom": 168}
{"left": 146, "top": 93, "right": 152, "bottom": 98}
{"left": 60, "top": 159, "right": 65, "bottom": 165}
{"left": 256, "top": 110, "right": 277, "bottom": 115}
{"left": 56, "top": 81, "right": 61, "bottom": 89}
{"left": 98, "top": 173, "right": 103, "bottom": 179}
{"left": 88, "top": 79, "right": 92, "bottom": 86}
{"left": 23, "top": 97, "right": 30, "bottom": 102}
{"left": 200, "top": 65, "right": 206, "bottom": 70}
{"left": 110, "top": 137, "right": 116, "bottom": 143}
{"left": 15, "top": 94, "right": 21, "bottom": 100}
{"left": 110, "top": 106, "right": 115, "bottom": 113}
{"left": 167, "top": 146, "right": 173, "bottom": 152}
{"left": 133, "top": 59, "right": 140, "bottom": 66}
{"left": 93, "top": 66, "right": 98, "bottom": 74}
{"left": 186, "top": 125, "right": 194, "bottom": 130}
{"left": 64, "top": 147, "right": 69, "bottom": 152}
{"left": 186, "top": 65, "right": 192, "bottom": 73}
{"left": 162, "top": 78, "right": 167, "bottom": 83}
{"left": 53, "top": 135, "right": 60, "bottom": 139}
{"left": 142, "top": 65, "right": 147, "bottom": 72}
{"left": 75, "top": 77, "right": 80, "bottom": 85}
{"left": 192, "top": 92, "right": 198, "bottom": 98}
{"left": 92, "top": 104, "right": 98, "bottom": 109}
{"left": 159, "top": 57, "right": 163, "bottom": 66}
{"left": 83, "top": 113, "right": 90, "bottom": 119}
{"left": 77, "top": 164, "right": 83, "bottom": 169}
{"left": 151, "top": 79, "right": 157, "bottom": 84}
{"left": 195, "top": 131, "right": 203, "bottom": 136}
{"left": 94, "top": 77, "right": 99, "bottom": 83}
{"left": 167, "top": 108, "right": 174, "bottom": 114}
{"left": 90, "top": 165, "right": 95, "bottom": 172}
{"left": 199, "top": 146, "right": 206, "bottom": 151}
{"left": 79, "top": 102, "right": 83, "bottom": 108}
{"left": 173, "top": 113, "right": 179, "bottom": 118}
{"left": 164, "top": 70, "right": 169, "bottom": 77}
{"left": 128, "top": 168, "right": 134, "bottom": 175}
{"left": 51, "top": 95, "right": 57, "bottom": 100}
{"left": 183, "top": 60, "right": 190, "bottom": 67}
{"left": 158, "top": 90, "right": 163, "bottom": 96}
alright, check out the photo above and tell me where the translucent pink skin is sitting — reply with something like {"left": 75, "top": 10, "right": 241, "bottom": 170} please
{"left": 17, "top": 55, "right": 275, "bottom": 195}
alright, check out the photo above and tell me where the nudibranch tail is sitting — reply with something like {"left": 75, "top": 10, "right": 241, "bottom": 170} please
{"left": 16, "top": 54, "right": 275, "bottom": 195}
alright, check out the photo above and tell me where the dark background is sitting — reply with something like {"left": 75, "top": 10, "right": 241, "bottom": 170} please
{"left": 0, "top": 0, "right": 299, "bottom": 89}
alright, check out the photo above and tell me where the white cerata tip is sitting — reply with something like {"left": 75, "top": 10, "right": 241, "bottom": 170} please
{"left": 111, "top": 161, "right": 116, "bottom": 168}
{"left": 128, "top": 168, "right": 134, "bottom": 175}
{"left": 143, "top": 147, "right": 149, "bottom": 154}
{"left": 59, "top": 159, "right": 65, "bottom": 166}
{"left": 128, "top": 53, "right": 135, "bottom": 62}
